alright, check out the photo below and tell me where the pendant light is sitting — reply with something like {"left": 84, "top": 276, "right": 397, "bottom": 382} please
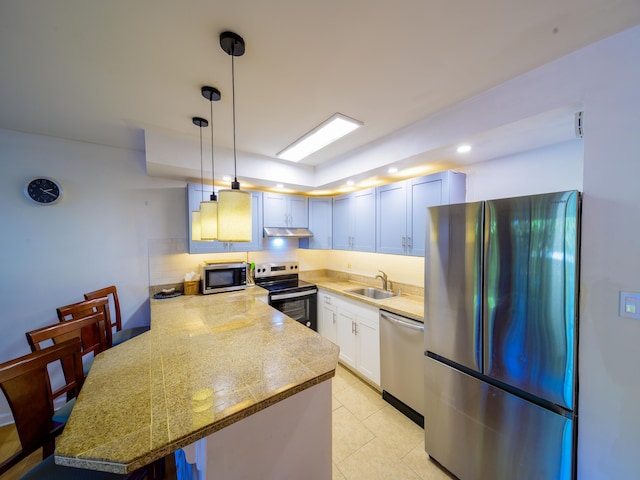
{"left": 217, "top": 31, "right": 252, "bottom": 242}
{"left": 190, "top": 116, "right": 208, "bottom": 241}
{"left": 199, "top": 86, "right": 221, "bottom": 240}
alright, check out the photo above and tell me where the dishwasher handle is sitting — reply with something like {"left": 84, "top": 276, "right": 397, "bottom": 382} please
{"left": 380, "top": 310, "right": 424, "bottom": 332}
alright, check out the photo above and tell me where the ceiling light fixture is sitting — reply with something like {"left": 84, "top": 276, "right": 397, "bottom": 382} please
{"left": 388, "top": 167, "right": 398, "bottom": 174}
{"left": 457, "top": 144, "right": 472, "bottom": 153}
{"left": 346, "top": 180, "right": 355, "bottom": 186}
{"left": 276, "top": 113, "right": 363, "bottom": 162}
{"left": 200, "top": 86, "right": 221, "bottom": 240}
{"left": 191, "top": 116, "right": 209, "bottom": 242}
{"left": 217, "top": 31, "right": 252, "bottom": 242}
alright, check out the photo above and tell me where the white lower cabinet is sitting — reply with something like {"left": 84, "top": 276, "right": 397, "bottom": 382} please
{"left": 318, "top": 289, "right": 380, "bottom": 386}
{"left": 318, "top": 293, "right": 338, "bottom": 344}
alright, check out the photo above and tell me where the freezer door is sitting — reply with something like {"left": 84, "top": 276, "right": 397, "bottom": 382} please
{"left": 424, "top": 357, "right": 574, "bottom": 480}
{"left": 425, "top": 201, "right": 483, "bottom": 372}
{"left": 484, "top": 191, "right": 579, "bottom": 411}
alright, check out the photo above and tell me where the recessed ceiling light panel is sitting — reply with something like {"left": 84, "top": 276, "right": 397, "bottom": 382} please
{"left": 457, "top": 144, "right": 472, "bottom": 153}
{"left": 277, "top": 113, "right": 363, "bottom": 162}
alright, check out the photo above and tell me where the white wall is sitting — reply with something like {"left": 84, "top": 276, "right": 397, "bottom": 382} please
{"left": 0, "top": 129, "right": 185, "bottom": 424}
{"left": 460, "top": 139, "right": 583, "bottom": 201}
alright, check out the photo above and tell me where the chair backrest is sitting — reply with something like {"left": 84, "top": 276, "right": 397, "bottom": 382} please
{"left": 26, "top": 310, "right": 108, "bottom": 403}
{"left": 0, "top": 338, "right": 84, "bottom": 475}
{"left": 56, "top": 296, "right": 113, "bottom": 348}
{"left": 84, "top": 285, "right": 121, "bottom": 334}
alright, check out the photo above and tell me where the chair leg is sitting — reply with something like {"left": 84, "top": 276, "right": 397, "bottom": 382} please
{"left": 129, "top": 456, "right": 165, "bottom": 480}
{"left": 148, "top": 456, "right": 166, "bottom": 480}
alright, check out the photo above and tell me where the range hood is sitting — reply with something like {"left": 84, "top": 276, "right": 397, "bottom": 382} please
{"left": 263, "top": 227, "right": 314, "bottom": 238}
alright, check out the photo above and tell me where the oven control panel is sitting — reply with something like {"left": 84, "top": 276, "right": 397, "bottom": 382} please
{"left": 254, "top": 262, "right": 299, "bottom": 279}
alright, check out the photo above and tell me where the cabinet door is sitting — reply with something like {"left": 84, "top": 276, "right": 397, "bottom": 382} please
{"left": 337, "top": 309, "right": 357, "bottom": 368}
{"left": 353, "top": 188, "right": 376, "bottom": 252}
{"left": 376, "top": 181, "right": 408, "bottom": 254}
{"left": 303, "top": 197, "right": 333, "bottom": 249}
{"left": 288, "top": 195, "right": 309, "bottom": 228}
{"left": 332, "top": 194, "right": 352, "bottom": 250}
{"left": 408, "top": 171, "right": 466, "bottom": 256}
{"left": 356, "top": 315, "right": 380, "bottom": 386}
{"left": 407, "top": 176, "right": 443, "bottom": 256}
{"left": 263, "top": 192, "right": 288, "bottom": 227}
{"left": 318, "top": 293, "right": 338, "bottom": 344}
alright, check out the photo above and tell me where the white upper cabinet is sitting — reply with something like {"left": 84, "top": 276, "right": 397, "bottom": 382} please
{"left": 376, "top": 171, "right": 466, "bottom": 256}
{"left": 300, "top": 197, "right": 333, "bottom": 250}
{"left": 263, "top": 192, "right": 308, "bottom": 228}
{"left": 332, "top": 188, "right": 376, "bottom": 252}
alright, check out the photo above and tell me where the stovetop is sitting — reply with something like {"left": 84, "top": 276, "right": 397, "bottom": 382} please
{"left": 256, "top": 278, "right": 315, "bottom": 293}
{"left": 253, "top": 262, "right": 316, "bottom": 293}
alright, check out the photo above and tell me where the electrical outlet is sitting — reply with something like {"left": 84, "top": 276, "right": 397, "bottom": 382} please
{"left": 347, "top": 263, "right": 352, "bottom": 269}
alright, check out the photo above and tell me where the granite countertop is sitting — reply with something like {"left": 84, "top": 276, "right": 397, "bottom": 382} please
{"left": 311, "top": 277, "right": 424, "bottom": 321}
{"left": 55, "top": 286, "right": 340, "bottom": 474}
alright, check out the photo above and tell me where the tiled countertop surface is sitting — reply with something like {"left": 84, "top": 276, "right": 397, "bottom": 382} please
{"left": 310, "top": 277, "right": 424, "bottom": 322}
{"left": 55, "top": 286, "right": 340, "bottom": 474}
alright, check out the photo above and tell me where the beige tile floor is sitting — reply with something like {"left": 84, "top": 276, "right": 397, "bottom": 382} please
{"left": 331, "top": 363, "right": 455, "bottom": 480}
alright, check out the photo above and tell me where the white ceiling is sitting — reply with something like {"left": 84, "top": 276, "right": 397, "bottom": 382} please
{"left": 1, "top": 1, "right": 639, "bottom": 191}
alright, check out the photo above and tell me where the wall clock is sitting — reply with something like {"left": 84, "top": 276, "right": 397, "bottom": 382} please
{"left": 24, "top": 177, "right": 63, "bottom": 205}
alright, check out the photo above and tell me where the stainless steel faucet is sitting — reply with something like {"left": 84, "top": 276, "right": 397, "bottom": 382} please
{"left": 376, "top": 270, "right": 389, "bottom": 291}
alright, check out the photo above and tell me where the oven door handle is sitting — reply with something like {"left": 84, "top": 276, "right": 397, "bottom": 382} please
{"left": 270, "top": 289, "right": 318, "bottom": 301}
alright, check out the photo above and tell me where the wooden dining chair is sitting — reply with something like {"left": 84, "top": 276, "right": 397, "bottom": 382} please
{"left": 26, "top": 310, "right": 109, "bottom": 424}
{"left": 84, "top": 286, "right": 149, "bottom": 347}
{"left": 0, "top": 338, "right": 153, "bottom": 479}
{"left": 56, "top": 297, "right": 114, "bottom": 349}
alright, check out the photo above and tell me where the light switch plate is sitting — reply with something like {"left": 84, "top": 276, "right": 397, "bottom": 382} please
{"left": 619, "top": 291, "right": 640, "bottom": 320}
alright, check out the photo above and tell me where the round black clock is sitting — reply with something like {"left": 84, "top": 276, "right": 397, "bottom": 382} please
{"left": 24, "top": 177, "right": 63, "bottom": 205}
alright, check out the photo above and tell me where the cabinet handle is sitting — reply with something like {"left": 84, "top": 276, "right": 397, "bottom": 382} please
{"left": 351, "top": 321, "right": 355, "bottom": 334}
{"left": 354, "top": 322, "right": 358, "bottom": 335}
{"left": 332, "top": 313, "right": 336, "bottom": 324}
{"left": 406, "top": 236, "right": 411, "bottom": 248}
{"left": 402, "top": 235, "right": 406, "bottom": 248}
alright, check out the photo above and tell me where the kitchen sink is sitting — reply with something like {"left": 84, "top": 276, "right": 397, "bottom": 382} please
{"left": 346, "top": 287, "right": 396, "bottom": 300}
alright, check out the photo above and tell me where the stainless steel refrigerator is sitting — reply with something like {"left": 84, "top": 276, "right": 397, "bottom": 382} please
{"left": 424, "top": 190, "right": 580, "bottom": 480}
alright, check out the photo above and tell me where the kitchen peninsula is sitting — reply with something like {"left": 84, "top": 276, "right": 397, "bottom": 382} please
{"left": 54, "top": 286, "right": 340, "bottom": 479}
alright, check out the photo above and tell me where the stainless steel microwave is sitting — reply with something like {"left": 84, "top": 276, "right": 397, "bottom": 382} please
{"left": 201, "top": 262, "right": 247, "bottom": 294}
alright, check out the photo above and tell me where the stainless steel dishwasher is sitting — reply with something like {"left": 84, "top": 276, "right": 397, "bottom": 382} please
{"left": 380, "top": 309, "right": 424, "bottom": 427}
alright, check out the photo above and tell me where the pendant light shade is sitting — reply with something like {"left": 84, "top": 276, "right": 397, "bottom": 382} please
{"left": 200, "top": 86, "right": 221, "bottom": 240}
{"left": 191, "top": 116, "right": 209, "bottom": 242}
{"left": 218, "top": 188, "right": 252, "bottom": 241}
{"left": 217, "top": 31, "right": 252, "bottom": 242}
{"left": 191, "top": 210, "right": 202, "bottom": 241}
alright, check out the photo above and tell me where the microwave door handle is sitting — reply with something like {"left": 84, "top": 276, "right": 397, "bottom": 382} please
{"left": 270, "top": 289, "right": 318, "bottom": 301}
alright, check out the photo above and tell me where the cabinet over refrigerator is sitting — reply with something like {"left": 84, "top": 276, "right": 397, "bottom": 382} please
{"left": 424, "top": 191, "right": 580, "bottom": 480}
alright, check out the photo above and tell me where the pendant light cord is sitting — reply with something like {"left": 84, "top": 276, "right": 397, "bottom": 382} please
{"left": 231, "top": 51, "right": 238, "bottom": 185}
{"left": 209, "top": 99, "right": 216, "bottom": 201}
{"left": 199, "top": 124, "right": 204, "bottom": 202}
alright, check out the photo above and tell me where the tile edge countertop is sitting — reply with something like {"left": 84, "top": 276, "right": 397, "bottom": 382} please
{"left": 312, "top": 278, "right": 424, "bottom": 321}
{"left": 54, "top": 286, "right": 340, "bottom": 474}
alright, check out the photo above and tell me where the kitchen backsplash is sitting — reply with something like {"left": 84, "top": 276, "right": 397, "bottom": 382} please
{"left": 149, "top": 237, "right": 425, "bottom": 296}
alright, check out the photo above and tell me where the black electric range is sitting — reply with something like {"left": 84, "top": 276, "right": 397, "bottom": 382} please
{"left": 254, "top": 262, "right": 318, "bottom": 331}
